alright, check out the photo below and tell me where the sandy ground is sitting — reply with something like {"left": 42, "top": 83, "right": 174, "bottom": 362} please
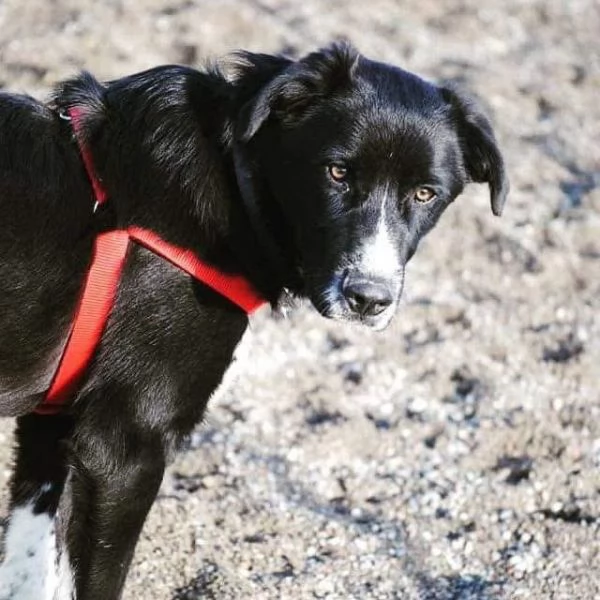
{"left": 1, "top": 0, "right": 599, "bottom": 598}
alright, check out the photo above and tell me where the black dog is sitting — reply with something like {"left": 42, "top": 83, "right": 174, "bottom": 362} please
{"left": 0, "top": 44, "right": 507, "bottom": 599}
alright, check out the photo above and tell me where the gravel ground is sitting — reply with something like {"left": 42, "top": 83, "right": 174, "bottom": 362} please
{"left": 1, "top": 1, "right": 599, "bottom": 599}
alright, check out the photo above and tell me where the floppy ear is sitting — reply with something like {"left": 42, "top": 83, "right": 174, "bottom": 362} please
{"left": 442, "top": 87, "right": 509, "bottom": 216}
{"left": 236, "top": 43, "right": 359, "bottom": 142}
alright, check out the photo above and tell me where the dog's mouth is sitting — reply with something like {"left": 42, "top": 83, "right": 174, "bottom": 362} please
{"left": 310, "top": 269, "right": 404, "bottom": 331}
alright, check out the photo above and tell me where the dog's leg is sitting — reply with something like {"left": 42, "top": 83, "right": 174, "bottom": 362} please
{"left": 61, "top": 416, "right": 166, "bottom": 600}
{"left": 0, "top": 414, "right": 74, "bottom": 600}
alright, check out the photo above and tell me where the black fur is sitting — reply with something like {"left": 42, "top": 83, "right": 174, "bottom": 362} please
{"left": 0, "top": 44, "right": 507, "bottom": 598}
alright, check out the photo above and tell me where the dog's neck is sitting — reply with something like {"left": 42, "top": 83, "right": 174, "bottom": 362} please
{"left": 230, "top": 145, "right": 303, "bottom": 300}
{"left": 55, "top": 67, "right": 302, "bottom": 307}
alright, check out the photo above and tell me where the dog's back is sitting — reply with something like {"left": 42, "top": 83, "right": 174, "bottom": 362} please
{"left": 0, "top": 93, "right": 93, "bottom": 412}
{"left": 0, "top": 92, "right": 85, "bottom": 223}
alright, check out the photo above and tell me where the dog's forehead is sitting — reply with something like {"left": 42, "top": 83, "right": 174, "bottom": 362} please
{"left": 352, "top": 57, "right": 444, "bottom": 109}
{"left": 325, "top": 104, "right": 453, "bottom": 177}
{"left": 324, "top": 65, "right": 455, "bottom": 163}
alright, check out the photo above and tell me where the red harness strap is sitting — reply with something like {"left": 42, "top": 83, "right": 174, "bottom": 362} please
{"left": 34, "top": 108, "right": 266, "bottom": 414}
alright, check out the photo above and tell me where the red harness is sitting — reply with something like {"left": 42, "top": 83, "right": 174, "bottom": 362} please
{"left": 34, "top": 108, "right": 266, "bottom": 415}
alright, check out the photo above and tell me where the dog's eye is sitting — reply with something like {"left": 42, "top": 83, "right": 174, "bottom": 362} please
{"left": 328, "top": 163, "right": 348, "bottom": 182}
{"left": 413, "top": 187, "right": 436, "bottom": 204}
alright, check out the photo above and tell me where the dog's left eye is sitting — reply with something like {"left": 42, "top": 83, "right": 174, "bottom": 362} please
{"left": 413, "top": 187, "right": 437, "bottom": 204}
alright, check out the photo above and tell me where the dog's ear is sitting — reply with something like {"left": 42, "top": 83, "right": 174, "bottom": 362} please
{"left": 237, "top": 43, "right": 359, "bottom": 142}
{"left": 442, "top": 87, "right": 509, "bottom": 216}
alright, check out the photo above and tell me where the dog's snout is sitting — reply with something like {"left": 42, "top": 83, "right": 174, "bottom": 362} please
{"left": 343, "top": 276, "right": 393, "bottom": 318}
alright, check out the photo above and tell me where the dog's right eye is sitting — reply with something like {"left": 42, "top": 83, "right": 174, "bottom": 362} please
{"left": 413, "top": 187, "right": 437, "bottom": 204}
{"left": 328, "top": 164, "right": 348, "bottom": 182}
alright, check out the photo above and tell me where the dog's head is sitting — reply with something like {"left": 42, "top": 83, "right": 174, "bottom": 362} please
{"left": 234, "top": 45, "right": 508, "bottom": 330}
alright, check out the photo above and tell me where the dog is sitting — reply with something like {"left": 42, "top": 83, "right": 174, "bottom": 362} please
{"left": 0, "top": 43, "right": 508, "bottom": 599}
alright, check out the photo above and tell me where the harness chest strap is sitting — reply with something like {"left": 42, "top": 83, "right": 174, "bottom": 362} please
{"left": 34, "top": 108, "right": 266, "bottom": 414}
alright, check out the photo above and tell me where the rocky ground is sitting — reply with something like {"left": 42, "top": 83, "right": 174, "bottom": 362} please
{"left": 0, "top": 0, "right": 599, "bottom": 598}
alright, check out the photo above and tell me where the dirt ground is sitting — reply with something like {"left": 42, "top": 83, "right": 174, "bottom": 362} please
{"left": 1, "top": 0, "right": 599, "bottom": 598}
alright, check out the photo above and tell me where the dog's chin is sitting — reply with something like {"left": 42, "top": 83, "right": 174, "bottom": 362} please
{"left": 312, "top": 297, "right": 397, "bottom": 331}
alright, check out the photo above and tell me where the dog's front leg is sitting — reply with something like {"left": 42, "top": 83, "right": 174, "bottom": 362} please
{"left": 0, "top": 413, "right": 73, "bottom": 600}
{"left": 61, "top": 416, "right": 166, "bottom": 600}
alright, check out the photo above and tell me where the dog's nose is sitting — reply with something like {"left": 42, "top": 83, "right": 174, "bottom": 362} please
{"left": 343, "top": 277, "right": 393, "bottom": 318}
